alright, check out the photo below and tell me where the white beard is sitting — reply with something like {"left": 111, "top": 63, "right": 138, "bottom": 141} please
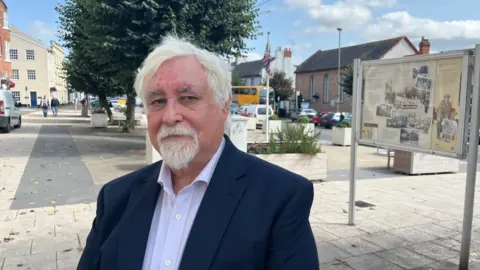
{"left": 156, "top": 124, "right": 199, "bottom": 169}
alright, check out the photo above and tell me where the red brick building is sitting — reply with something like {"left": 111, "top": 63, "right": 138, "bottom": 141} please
{"left": 295, "top": 36, "right": 428, "bottom": 113}
{"left": 0, "top": 0, "right": 10, "bottom": 79}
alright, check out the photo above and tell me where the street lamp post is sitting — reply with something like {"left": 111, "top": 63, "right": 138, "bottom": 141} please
{"left": 337, "top": 28, "right": 342, "bottom": 113}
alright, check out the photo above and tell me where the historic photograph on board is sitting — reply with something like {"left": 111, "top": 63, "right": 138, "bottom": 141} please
{"left": 431, "top": 57, "right": 463, "bottom": 153}
{"left": 376, "top": 104, "right": 393, "bottom": 118}
{"left": 400, "top": 128, "right": 420, "bottom": 145}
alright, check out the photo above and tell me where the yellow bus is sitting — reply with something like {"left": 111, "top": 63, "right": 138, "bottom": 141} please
{"left": 232, "top": 86, "right": 274, "bottom": 107}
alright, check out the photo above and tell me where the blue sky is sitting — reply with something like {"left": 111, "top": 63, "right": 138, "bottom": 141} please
{"left": 6, "top": 0, "right": 480, "bottom": 66}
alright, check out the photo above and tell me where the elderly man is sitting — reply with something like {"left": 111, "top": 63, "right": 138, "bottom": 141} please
{"left": 77, "top": 35, "right": 319, "bottom": 270}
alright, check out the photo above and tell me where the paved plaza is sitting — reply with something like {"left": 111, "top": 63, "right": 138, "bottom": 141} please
{"left": 1, "top": 109, "right": 480, "bottom": 269}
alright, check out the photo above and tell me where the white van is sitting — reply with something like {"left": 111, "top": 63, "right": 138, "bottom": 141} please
{"left": 240, "top": 104, "right": 274, "bottom": 127}
{"left": 0, "top": 90, "right": 22, "bottom": 133}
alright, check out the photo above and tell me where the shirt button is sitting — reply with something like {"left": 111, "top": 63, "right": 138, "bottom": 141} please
{"left": 165, "top": 260, "right": 171, "bottom": 266}
{"left": 175, "top": 214, "right": 182, "bottom": 220}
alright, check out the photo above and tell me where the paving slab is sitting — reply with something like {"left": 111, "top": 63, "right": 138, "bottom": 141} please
{"left": 10, "top": 126, "right": 97, "bottom": 209}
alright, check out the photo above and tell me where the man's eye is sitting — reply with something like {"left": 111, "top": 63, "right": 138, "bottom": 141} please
{"left": 151, "top": 99, "right": 166, "bottom": 105}
{"left": 181, "top": 96, "right": 199, "bottom": 101}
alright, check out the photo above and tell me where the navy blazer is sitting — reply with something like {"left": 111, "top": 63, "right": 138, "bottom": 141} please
{"left": 77, "top": 136, "right": 319, "bottom": 270}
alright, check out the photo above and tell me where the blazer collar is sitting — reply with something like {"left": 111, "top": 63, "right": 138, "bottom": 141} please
{"left": 179, "top": 135, "right": 247, "bottom": 270}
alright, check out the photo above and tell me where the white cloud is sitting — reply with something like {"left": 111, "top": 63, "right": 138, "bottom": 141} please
{"left": 244, "top": 51, "right": 263, "bottom": 61}
{"left": 364, "top": 11, "right": 480, "bottom": 40}
{"left": 27, "top": 20, "right": 57, "bottom": 42}
{"left": 285, "top": 0, "right": 372, "bottom": 31}
{"left": 293, "top": 55, "right": 306, "bottom": 66}
{"left": 292, "top": 43, "right": 312, "bottom": 52}
{"left": 284, "top": 0, "right": 321, "bottom": 9}
{"left": 346, "top": 0, "right": 397, "bottom": 8}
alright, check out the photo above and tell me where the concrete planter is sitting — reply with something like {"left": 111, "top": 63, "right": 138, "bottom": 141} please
{"left": 332, "top": 127, "right": 352, "bottom": 146}
{"left": 393, "top": 150, "right": 460, "bottom": 175}
{"left": 91, "top": 113, "right": 108, "bottom": 128}
{"left": 255, "top": 153, "right": 327, "bottom": 181}
{"left": 262, "top": 120, "right": 283, "bottom": 134}
{"left": 246, "top": 117, "right": 257, "bottom": 131}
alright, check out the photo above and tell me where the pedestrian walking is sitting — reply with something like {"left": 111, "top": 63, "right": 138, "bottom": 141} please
{"left": 40, "top": 96, "right": 49, "bottom": 117}
{"left": 51, "top": 96, "right": 60, "bottom": 117}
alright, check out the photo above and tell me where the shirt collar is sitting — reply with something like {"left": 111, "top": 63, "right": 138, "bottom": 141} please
{"left": 157, "top": 137, "right": 226, "bottom": 195}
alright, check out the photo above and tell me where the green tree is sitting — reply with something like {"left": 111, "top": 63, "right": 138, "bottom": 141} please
{"left": 269, "top": 71, "right": 294, "bottom": 101}
{"left": 341, "top": 64, "right": 354, "bottom": 96}
{"left": 341, "top": 56, "right": 372, "bottom": 96}
{"left": 232, "top": 76, "right": 245, "bottom": 86}
{"left": 57, "top": 0, "right": 121, "bottom": 121}
{"left": 57, "top": 0, "right": 262, "bottom": 132}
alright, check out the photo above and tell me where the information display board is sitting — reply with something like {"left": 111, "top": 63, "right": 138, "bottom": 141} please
{"left": 358, "top": 52, "right": 471, "bottom": 158}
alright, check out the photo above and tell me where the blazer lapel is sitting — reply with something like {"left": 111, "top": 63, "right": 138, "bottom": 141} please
{"left": 117, "top": 162, "right": 162, "bottom": 270}
{"left": 179, "top": 136, "right": 247, "bottom": 270}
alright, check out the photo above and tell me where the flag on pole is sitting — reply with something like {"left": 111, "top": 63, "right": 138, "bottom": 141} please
{"left": 263, "top": 34, "right": 272, "bottom": 75}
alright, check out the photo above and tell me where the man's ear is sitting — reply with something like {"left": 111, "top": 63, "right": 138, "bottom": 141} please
{"left": 222, "top": 96, "right": 232, "bottom": 115}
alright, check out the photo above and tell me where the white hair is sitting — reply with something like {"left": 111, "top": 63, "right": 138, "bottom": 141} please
{"left": 134, "top": 34, "right": 232, "bottom": 107}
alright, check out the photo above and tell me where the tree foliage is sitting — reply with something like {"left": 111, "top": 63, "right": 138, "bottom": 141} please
{"left": 341, "top": 64, "right": 354, "bottom": 96}
{"left": 341, "top": 56, "right": 373, "bottom": 96}
{"left": 269, "top": 71, "right": 294, "bottom": 101}
{"left": 57, "top": 0, "right": 261, "bottom": 131}
{"left": 231, "top": 76, "right": 245, "bottom": 86}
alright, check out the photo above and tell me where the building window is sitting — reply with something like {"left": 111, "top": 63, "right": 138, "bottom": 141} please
{"left": 3, "top": 12, "right": 7, "bottom": 29}
{"left": 323, "top": 74, "right": 329, "bottom": 103}
{"left": 309, "top": 76, "right": 315, "bottom": 100}
{"left": 12, "top": 91, "right": 20, "bottom": 102}
{"left": 27, "top": 70, "right": 36, "bottom": 80}
{"left": 4, "top": 41, "right": 9, "bottom": 61}
{"left": 11, "top": 69, "right": 19, "bottom": 80}
{"left": 26, "top": 50, "right": 35, "bottom": 60}
{"left": 9, "top": 49, "right": 17, "bottom": 60}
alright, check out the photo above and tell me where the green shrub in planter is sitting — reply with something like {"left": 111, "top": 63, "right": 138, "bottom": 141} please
{"left": 267, "top": 123, "right": 321, "bottom": 155}
{"left": 269, "top": 114, "right": 279, "bottom": 120}
{"left": 298, "top": 116, "right": 309, "bottom": 123}
{"left": 335, "top": 120, "right": 352, "bottom": 128}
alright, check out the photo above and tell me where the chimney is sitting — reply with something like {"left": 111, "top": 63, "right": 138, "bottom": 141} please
{"left": 284, "top": 48, "right": 292, "bottom": 58}
{"left": 419, "top": 37, "right": 430, "bottom": 54}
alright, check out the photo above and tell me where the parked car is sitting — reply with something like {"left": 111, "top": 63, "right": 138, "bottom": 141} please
{"left": 0, "top": 90, "right": 22, "bottom": 133}
{"left": 240, "top": 104, "right": 274, "bottom": 127}
{"left": 320, "top": 112, "right": 352, "bottom": 129}
{"left": 230, "top": 102, "right": 240, "bottom": 114}
{"left": 291, "top": 108, "right": 319, "bottom": 122}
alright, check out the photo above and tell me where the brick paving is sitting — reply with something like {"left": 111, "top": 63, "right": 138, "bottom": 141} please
{"left": 1, "top": 110, "right": 480, "bottom": 269}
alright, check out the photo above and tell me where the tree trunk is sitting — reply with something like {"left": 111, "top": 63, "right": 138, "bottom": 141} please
{"left": 125, "top": 91, "right": 136, "bottom": 132}
{"left": 98, "top": 93, "right": 112, "bottom": 122}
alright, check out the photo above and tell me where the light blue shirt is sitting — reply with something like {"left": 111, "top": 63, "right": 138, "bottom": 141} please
{"left": 142, "top": 137, "right": 226, "bottom": 270}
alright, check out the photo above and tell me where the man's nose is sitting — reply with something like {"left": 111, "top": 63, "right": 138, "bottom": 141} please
{"left": 162, "top": 99, "right": 183, "bottom": 125}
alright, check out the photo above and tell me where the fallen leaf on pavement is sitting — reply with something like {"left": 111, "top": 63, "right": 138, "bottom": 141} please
{"left": 49, "top": 201, "right": 56, "bottom": 204}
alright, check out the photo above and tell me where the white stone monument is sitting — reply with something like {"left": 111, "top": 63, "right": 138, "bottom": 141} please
{"left": 146, "top": 132, "right": 162, "bottom": 164}
{"left": 224, "top": 115, "right": 248, "bottom": 152}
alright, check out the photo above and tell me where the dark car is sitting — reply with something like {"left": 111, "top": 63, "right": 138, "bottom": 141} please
{"left": 320, "top": 112, "right": 352, "bottom": 129}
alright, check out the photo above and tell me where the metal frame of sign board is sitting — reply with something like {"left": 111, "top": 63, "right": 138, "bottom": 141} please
{"left": 356, "top": 51, "right": 472, "bottom": 160}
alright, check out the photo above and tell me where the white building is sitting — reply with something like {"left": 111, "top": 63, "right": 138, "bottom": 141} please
{"left": 9, "top": 26, "right": 68, "bottom": 106}
{"left": 231, "top": 47, "right": 295, "bottom": 87}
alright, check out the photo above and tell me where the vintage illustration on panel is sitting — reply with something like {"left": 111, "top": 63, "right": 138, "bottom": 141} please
{"left": 431, "top": 57, "right": 463, "bottom": 153}
{"left": 378, "top": 61, "right": 436, "bottom": 148}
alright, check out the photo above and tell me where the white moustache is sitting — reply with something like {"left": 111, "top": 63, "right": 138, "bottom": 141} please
{"left": 158, "top": 125, "right": 196, "bottom": 140}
